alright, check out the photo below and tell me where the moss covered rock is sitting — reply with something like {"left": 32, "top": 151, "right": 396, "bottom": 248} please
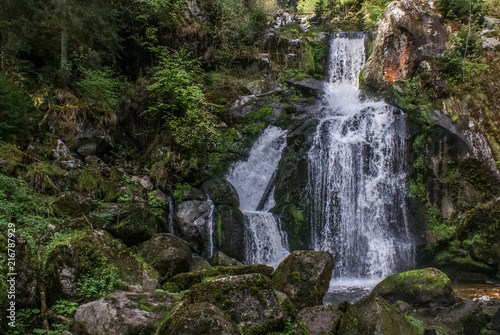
{"left": 157, "top": 302, "right": 241, "bottom": 335}
{"left": 107, "top": 202, "right": 158, "bottom": 246}
{"left": 371, "top": 268, "right": 455, "bottom": 307}
{"left": 296, "top": 305, "right": 343, "bottom": 335}
{"left": 209, "top": 251, "right": 243, "bottom": 267}
{"left": 337, "top": 294, "right": 421, "bottom": 335}
{"left": 135, "top": 233, "right": 192, "bottom": 281}
{"left": 272, "top": 250, "right": 333, "bottom": 310}
{"left": 70, "top": 291, "right": 180, "bottom": 335}
{"left": 166, "top": 264, "right": 274, "bottom": 291}
{"left": 52, "top": 191, "right": 92, "bottom": 217}
{"left": 184, "top": 273, "right": 285, "bottom": 333}
{"left": 213, "top": 205, "right": 245, "bottom": 261}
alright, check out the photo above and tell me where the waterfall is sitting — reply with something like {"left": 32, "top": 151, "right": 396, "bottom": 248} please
{"left": 308, "top": 33, "right": 415, "bottom": 290}
{"left": 226, "top": 126, "right": 290, "bottom": 267}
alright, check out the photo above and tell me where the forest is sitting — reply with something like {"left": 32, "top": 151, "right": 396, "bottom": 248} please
{"left": 2, "top": 0, "right": 500, "bottom": 334}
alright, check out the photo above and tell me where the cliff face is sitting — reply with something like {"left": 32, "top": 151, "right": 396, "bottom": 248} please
{"left": 362, "top": 0, "right": 448, "bottom": 90}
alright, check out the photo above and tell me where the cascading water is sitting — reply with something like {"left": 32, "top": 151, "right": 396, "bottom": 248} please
{"left": 226, "top": 126, "right": 290, "bottom": 267}
{"left": 308, "top": 32, "right": 415, "bottom": 301}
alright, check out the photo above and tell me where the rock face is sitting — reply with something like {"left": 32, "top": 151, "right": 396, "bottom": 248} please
{"left": 296, "top": 305, "right": 343, "bottom": 335}
{"left": 175, "top": 188, "right": 215, "bottom": 258}
{"left": 337, "top": 294, "right": 420, "bottom": 335}
{"left": 14, "top": 236, "right": 39, "bottom": 309}
{"left": 183, "top": 273, "right": 285, "bottom": 333}
{"left": 272, "top": 250, "right": 334, "bottom": 309}
{"left": 45, "top": 244, "right": 80, "bottom": 302}
{"left": 107, "top": 203, "right": 158, "bottom": 246}
{"left": 362, "top": 0, "right": 448, "bottom": 90}
{"left": 157, "top": 302, "right": 241, "bottom": 335}
{"left": 71, "top": 291, "right": 180, "bottom": 335}
{"left": 200, "top": 178, "right": 239, "bottom": 208}
{"left": 371, "top": 268, "right": 455, "bottom": 307}
{"left": 135, "top": 233, "right": 192, "bottom": 280}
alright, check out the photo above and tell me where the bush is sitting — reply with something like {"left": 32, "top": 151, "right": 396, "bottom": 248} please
{"left": 436, "top": 0, "right": 487, "bottom": 24}
{"left": 0, "top": 74, "right": 36, "bottom": 142}
{"left": 76, "top": 66, "right": 131, "bottom": 107}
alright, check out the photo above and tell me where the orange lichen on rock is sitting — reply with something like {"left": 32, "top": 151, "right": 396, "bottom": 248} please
{"left": 384, "top": 44, "right": 411, "bottom": 83}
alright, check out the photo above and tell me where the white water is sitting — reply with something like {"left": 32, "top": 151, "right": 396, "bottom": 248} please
{"left": 226, "top": 126, "right": 290, "bottom": 267}
{"left": 308, "top": 33, "right": 415, "bottom": 294}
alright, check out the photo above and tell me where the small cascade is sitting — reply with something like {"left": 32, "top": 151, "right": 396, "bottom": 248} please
{"left": 226, "top": 126, "right": 290, "bottom": 267}
{"left": 308, "top": 33, "right": 415, "bottom": 290}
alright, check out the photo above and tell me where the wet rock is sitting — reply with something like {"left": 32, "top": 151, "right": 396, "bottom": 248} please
{"left": 184, "top": 273, "right": 285, "bottom": 333}
{"left": 272, "top": 250, "right": 334, "bottom": 310}
{"left": 362, "top": 0, "right": 448, "bottom": 91}
{"left": 372, "top": 268, "right": 455, "bottom": 307}
{"left": 166, "top": 264, "right": 274, "bottom": 291}
{"left": 157, "top": 302, "right": 240, "bottom": 335}
{"left": 285, "top": 77, "right": 324, "bottom": 98}
{"left": 70, "top": 291, "right": 180, "bottom": 335}
{"left": 459, "top": 308, "right": 491, "bottom": 335}
{"left": 175, "top": 195, "right": 214, "bottom": 258}
{"left": 107, "top": 203, "right": 158, "bottom": 246}
{"left": 296, "top": 305, "right": 342, "bottom": 335}
{"left": 134, "top": 233, "right": 192, "bottom": 280}
{"left": 201, "top": 178, "right": 239, "bottom": 208}
{"left": 337, "top": 294, "right": 420, "bottom": 335}
{"left": 213, "top": 205, "right": 245, "bottom": 261}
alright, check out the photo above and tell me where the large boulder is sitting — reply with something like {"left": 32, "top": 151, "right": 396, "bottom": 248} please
{"left": 175, "top": 191, "right": 215, "bottom": 258}
{"left": 337, "top": 294, "right": 421, "bottom": 335}
{"left": 296, "top": 305, "right": 343, "bottom": 335}
{"left": 362, "top": 0, "right": 448, "bottom": 91}
{"left": 209, "top": 251, "right": 243, "bottom": 267}
{"left": 200, "top": 178, "right": 239, "bottom": 208}
{"left": 166, "top": 264, "right": 274, "bottom": 291}
{"left": 371, "top": 268, "right": 455, "bottom": 307}
{"left": 134, "top": 233, "right": 192, "bottom": 280}
{"left": 70, "top": 291, "right": 180, "bottom": 335}
{"left": 157, "top": 302, "right": 241, "bottom": 335}
{"left": 183, "top": 273, "right": 285, "bottom": 333}
{"left": 52, "top": 191, "right": 92, "bottom": 217}
{"left": 107, "top": 203, "right": 158, "bottom": 246}
{"left": 45, "top": 230, "right": 158, "bottom": 303}
{"left": 272, "top": 250, "right": 334, "bottom": 310}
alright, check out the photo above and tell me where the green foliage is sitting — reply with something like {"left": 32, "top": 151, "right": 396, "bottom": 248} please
{"left": 0, "top": 74, "right": 36, "bottom": 142}
{"left": 438, "top": 30, "right": 488, "bottom": 81}
{"left": 76, "top": 66, "right": 131, "bottom": 107}
{"left": 77, "top": 266, "right": 124, "bottom": 300}
{"left": 282, "top": 316, "right": 298, "bottom": 335}
{"left": 409, "top": 174, "right": 426, "bottom": 202}
{"left": 436, "top": 0, "right": 487, "bottom": 24}
{"left": 5, "top": 308, "right": 40, "bottom": 335}
{"left": 405, "top": 315, "right": 425, "bottom": 335}
{"left": 363, "top": 0, "right": 392, "bottom": 29}
{"left": 145, "top": 48, "right": 218, "bottom": 151}
{"left": 147, "top": 190, "right": 159, "bottom": 207}
{"left": 173, "top": 183, "right": 192, "bottom": 204}
{"left": 242, "top": 123, "right": 267, "bottom": 135}
{"left": 246, "top": 106, "right": 273, "bottom": 122}
{"left": 50, "top": 300, "right": 79, "bottom": 317}
{"left": 117, "top": 194, "right": 132, "bottom": 203}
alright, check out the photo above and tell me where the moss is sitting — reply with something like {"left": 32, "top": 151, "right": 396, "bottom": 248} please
{"left": 246, "top": 106, "right": 273, "bottom": 122}
{"left": 0, "top": 143, "right": 23, "bottom": 175}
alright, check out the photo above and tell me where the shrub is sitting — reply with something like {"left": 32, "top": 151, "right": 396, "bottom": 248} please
{"left": 76, "top": 66, "right": 130, "bottom": 107}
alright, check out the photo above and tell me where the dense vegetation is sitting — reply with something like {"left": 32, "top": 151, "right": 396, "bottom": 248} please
{"left": 1, "top": 0, "right": 500, "bottom": 333}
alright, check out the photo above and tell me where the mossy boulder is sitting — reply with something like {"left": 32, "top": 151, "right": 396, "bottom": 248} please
{"left": 272, "top": 250, "right": 334, "bottom": 310}
{"left": 52, "top": 191, "right": 92, "bottom": 217}
{"left": 458, "top": 308, "right": 491, "bottom": 335}
{"left": 134, "top": 233, "right": 192, "bottom": 281}
{"left": 213, "top": 205, "right": 245, "bottom": 261}
{"left": 183, "top": 273, "right": 285, "bottom": 334}
{"left": 200, "top": 178, "right": 240, "bottom": 208}
{"left": 157, "top": 302, "right": 241, "bottom": 335}
{"left": 296, "top": 305, "right": 343, "bottom": 335}
{"left": 70, "top": 291, "right": 180, "bottom": 335}
{"left": 371, "top": 268, "right": 455, "bottom": 307}
{"left": 337, "top": 294, "right": 421, "bottom": 335}
{"left": 272, "top": 119, "right": 318, "bottom": 250}
{"left": 166, "top": 264, "right": 274, "bottom": 291}
{"left": 45, "top": 230, "right": 158, "bottom": 303}
{"left": 209, "top": 251, "right": 243, "bottom": 267}
{"left": 107, "top": 202, "right": 158, "bottom": 246}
